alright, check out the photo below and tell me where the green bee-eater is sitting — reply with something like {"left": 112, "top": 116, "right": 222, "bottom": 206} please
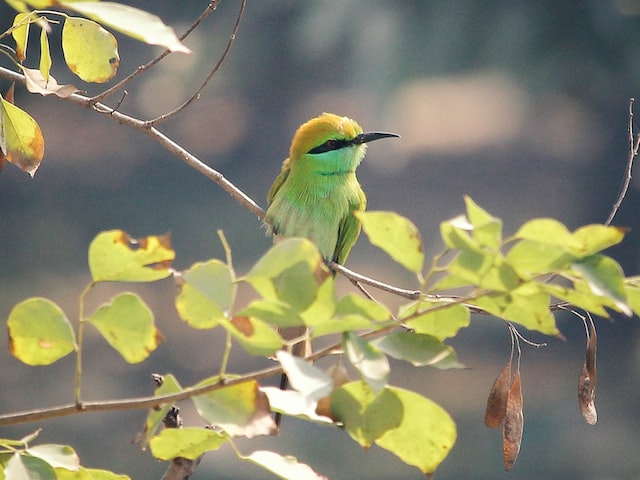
{"left": 265, "top": 112, "right": 398, "bottom": 376}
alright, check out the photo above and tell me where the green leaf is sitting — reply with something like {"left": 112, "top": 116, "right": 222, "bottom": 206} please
{"left": 175, "top": 260, "right": 235, "bottom": 329}
{"left": 245, "top": 450, "right": 327, "bottom": 480}
{"left": 88, "top": 230, "right": 174, "bottom": 282}
{"left": 330, "top": 382, "right": 456, "bottom": 475}
{"left": 506, "top": 239, "right": 576, "bottom": 278}
{"left": 87, "top": 293, "right": 161, "bottom": 363}
{"left": 7, "top": 297, "right": 76, "bottom": 365}
{"left": 60, "top": 2, "right": 191, "bottom": 54}
{"left": 570, "top": 224, "right": 626, "bottom": 258}
{"left": 500, "top": 284, "right": 559, "bottom": 335}
{"left": 334, "top": 294, "right": 391, "bottom": 322}
{"left": 357, "top": 211, "right": 424, "bottom": 273}
{"left": 400, "top": 301, "right": 470, "bottom": 340}
{"left": 5, "top": 453, "right": 56, "bottom": 480}
{"left": 149, "top": 427, "right": 226, "bottom": 461}
{"left": 26, "top": 445, "right": 79, "bottom": 471}
{"left": 221, "top": 316, "right": 283, "bottom": 356}
{"left": 55, "top": 467, "right": 130, "bottom": 480}
{"left": 39, "top": 27, "right": 51, "bottom": 84}
{"left": 244, "top": 238, "right": 330, "bottom": 311}
{"left": 237, "top": 299, "right": 304, "bottom": 328}
{"left": 133, "top": 374, "right": 183, "bottom": 448}
{"left": 343, "top": 333, "right": 389, "bottom": 394}
{"left": 572, "top": 254, "right": 631, "bottom": 316}
{"left": 311, "top": 293, "right": 393, "bottom": 336}
{"left": 440, "top": 214, "right": 481, "bottom": 251}
{"left": 372, "top": 332, "right": 464, "bottom": 369}
{"left": 513, "top": 218, "right": 574, "bottom": 246}
{"left": 12, "top": 13, "right": 30, "bottom": 61}
{"left": 540, "top": 282, "right": 610, "bottom": 318}
{"left": 447, "top": 250, "right": 520, "bottom": 292}
{"left": 62, "top": 17, "right": 119, "bottom": 83}
{"left": 464, "top": 196, "right": 502, "bottom": 250}
{"left": 625, "top": 281, "right": 640, "bottom": 317}
{"left": 275, "top": 351, "right": 333, "bottom": 402}
{"left": 0, "top": 94, "right": 45, "bottom": 177}
{"left": 192, "top": 378, "right": 276, "bottom": 437}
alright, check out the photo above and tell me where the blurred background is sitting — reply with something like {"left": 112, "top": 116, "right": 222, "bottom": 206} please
{"left": 2, "top": 1, "right": 640, "bottom": 478}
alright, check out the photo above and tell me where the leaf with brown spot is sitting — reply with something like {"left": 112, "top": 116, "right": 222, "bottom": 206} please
{"left": 579, "top": 319, "right": 597, "bottom": 425}
{"left": 0, "top": 94, "right": 44, "bottom": 177}
{"left": 503, "top": 369, "right": 524, "bottom": 471}
{"left": 232, "top": 316, "right": 254, "bottom": 336}
{"left": 485, "top": 360, "right": 511, "bottom": 428}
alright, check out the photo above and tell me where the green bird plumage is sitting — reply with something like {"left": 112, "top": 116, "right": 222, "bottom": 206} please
{"left": 265, "top": 112, "right": 398, "bottom": 265}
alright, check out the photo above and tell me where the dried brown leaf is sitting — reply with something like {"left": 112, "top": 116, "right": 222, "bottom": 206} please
{"left": 579, "top": 321, "right": 597, "bottom": 425}
{"left": 485, "top": 360, "right": 511, "bottom": 428}
{"left": 503, "top": 369, "right": 523, "bottom": 471}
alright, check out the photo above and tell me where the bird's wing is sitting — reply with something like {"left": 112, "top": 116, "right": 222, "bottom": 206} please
{"left": 334, "top": 190, "right": 367, "bottom": 265}
{"left": 267, "top": 158, "right": 291, "bottom": 206}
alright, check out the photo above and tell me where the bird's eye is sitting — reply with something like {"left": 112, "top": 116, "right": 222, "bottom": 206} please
{"left": 308, "top": 138, "right": 350, "bottom": 155}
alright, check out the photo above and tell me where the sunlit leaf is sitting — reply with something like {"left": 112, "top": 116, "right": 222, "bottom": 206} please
{"left": 261, "top": 387, "right": 333, "bottom": 423}
{"left": 88, "top": 230, "right": 174, "bottom": 282}
{"left": 357, "top": 211, "right": 424, "bottom": 273}
{"left": 464, "top": 195, "right": 503, "bottom": 250}
{"left": 245, "top": 450, "right": 327, "bottom": 480}
{"left": 400, "top": 301, "right": 470, "bottom": 340}
{"left": 12, "top": 13, "right": 30, "bottom": 61}
{"left": 624, "top": 281, "right": 640, "bottom": 317}
{"left": 539, "top": 282, "right": 610, "bottom": 318}
{"left": 192, "top": 378, "right": 276, "bottom": 437}
{"left": 62, "top": 17, "right": 119, "bottom": 83}
{"left": 60, "top": 1, "right": 191, "bottom": 54}
{"left": 221, "top": 316, "right": 283, "bottom": 356}
{"left": 149, "top": 427, "right": 226, "bottom": 461}
{"left": 440, "top": 214, "right": 481, "bottom": 251}
{"left": 26, "top": 445, "right": 79, "bottom": 471}
{"left": 578, "top": 319, "right": 597, "bottom": 425}
{"left": 372, "top": 332, "right": 464, "bottom": 369}
{"left": 5, "top": 453, "right": 56, "bottom": 480}
{"left": 55, "top": 467, "right": 131, "bottom": 480}
{"left": 276, "top": 351, "right": 333, "bottom": 401}
{"left": 572, "top": 254, "right": 631, "bottom": 316}
{"left": 512, "top": 218, "right": 574, "bottom": 246}
{"left": 0, "top": 95, "right": 44, "bottom": 177}
{"left": 39, "top": 27, "right": 52, "bottom": 83}
{"left": 570, "top": 224, "right": 626, "bottom": 258}
{"left": 330, "top": 382, "right": 456, "bottom": 475}
{"left": 87, "top": 293, "right": 161, "bottom": 363}
{"left": 244, "top": 238, "right": 330, "bottom": 312}
{"left": 343, "top": 333, "right": 389, "bottom": 394}
{"left": 500, "top": 284, "right": 560, "bottom": 336}
{"left": 506, "top": 239, "right": 575, "bottom": 278}
{"left": 175, "top": 260, "right": 234, "bottom": 329}
{"left": 485, "top": 361, "right": 511, "bottom": 428}
{"left": 237, "top": 299, "right": 305, "bottom": 328}
{"left": 447, "top": 250, "right": 520, "bottom": 292}
{"left": 503, "top": 370, "right": 523, "bottom": 471}
{"left": 7, "top": 297, "right": 76, "bottom": 365}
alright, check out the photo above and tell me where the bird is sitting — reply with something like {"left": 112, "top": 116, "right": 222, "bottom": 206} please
{"left": 264, "top": 112, "right": 399, "bottom": 415}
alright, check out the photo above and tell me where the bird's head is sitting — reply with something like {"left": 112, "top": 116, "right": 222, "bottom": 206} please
{"left": 288, "top": 113, "right": 398, "bottom": 175}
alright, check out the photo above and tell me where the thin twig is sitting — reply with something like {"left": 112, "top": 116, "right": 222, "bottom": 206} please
{"left": 328, "top": 261, "right": 421, "bottom": 300}
{"left": 605, "top": 97, "right": 640, "bottom": 226}
{"left": 148, "top": 0, "right": 247, "bottom": 125}
{"left": 90, "top": 0, "right": 222, "bottom": 104}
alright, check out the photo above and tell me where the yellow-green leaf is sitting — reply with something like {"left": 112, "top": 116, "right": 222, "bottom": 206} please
{"left": 12, "top": 13, "right": 30, "bottom": 61}
{"left": 88, "top": 230, "right": 174, "bottom": 282}
{"left": 245, "top": 450, "right": 326, "bottom": 480}
{"left": 0, "top": 95, "right": 44, "bottom": 177}
{"left": 343, "top": 332, "right": 389, "bottom": 394}
{"left": 39, "top": 27, "right": 52, "bottom": 84}
{"left": 513, "top": 218, "right": 574, "bottom": 246}
{"left": 133, "top": 374, "right": 183, "bottom": 448}
{"left": 62, "top": 17, "right": 119, "bottom": 83}
{"left": 573, "top": 254, "right": 631, "bottom": 316}
{"left": 7, "top": 297, "right": 76, "bottom": 365}
{"left": 500, "top": 284, "right": 560, "bottom": 335}
{"left": 221, "top": 316, "right": 283, "bottom": 356}
{"left": 175, "top": 260, "right": 234, "bottom": 329}
{"left": 400, "top": 301, "right": 470, "bottom": 340}
{"left": 373, "top": 332, "right": 464, "bottom": 369}
{"left": 506, "top": 239, "right": 575, "bottom": 279}
{"left": 192, "top": 378, "right": 276, "bottom": 437}
{"left": 55, "top": 467, "right": 131, "bottom": 480}
{"left": 330, "top": 382, "right": 456, "bottom": 475}
{"left": 570, "top": 224, "right": 626, "bottom": 258}
{"left": 244, "top": 238, "right": 330, "bottom": 312}
{"left": 464, "top": 196, "right": 503, "bottom": 250}
{"left": 26, "top": 444, "right": 79, "bottom": 471}
{"left": 149, "top": 427, "right": 226, "bottom": 461}
{"left": 61, "top": 1, "right": 191, "bottom": 54}
{"left": 5, "top": 453, "right": 56, "bottom": 480}
{"left": 87, "top": 292, "right": 161, "bottom": 363}
{"left": 357, "top": 211, "right": 424, "bottom": 273}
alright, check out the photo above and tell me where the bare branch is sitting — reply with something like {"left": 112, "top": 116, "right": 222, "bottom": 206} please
{"left": 149, "top": 0, "right": 247, "bottom": 125}
{"left": 605, "top": 97, "right": 640, "bottom": 226}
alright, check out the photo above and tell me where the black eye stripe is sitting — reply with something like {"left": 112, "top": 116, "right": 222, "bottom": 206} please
{"left": 307, "top": 138, "right": 353, "bottom": 155}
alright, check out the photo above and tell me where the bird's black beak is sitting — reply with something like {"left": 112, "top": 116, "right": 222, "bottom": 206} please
{"left": 353, "top": 131, "right": 400, "bottom": 145}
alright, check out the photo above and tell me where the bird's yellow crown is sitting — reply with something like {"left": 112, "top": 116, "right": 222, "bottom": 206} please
{"left": 289, "top": 112, "right": 363, "bottom": 161}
